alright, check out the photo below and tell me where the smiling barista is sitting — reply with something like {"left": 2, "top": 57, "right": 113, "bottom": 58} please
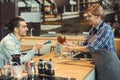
{"left": 64, "top": 4, "right": 120, "bottom": 80}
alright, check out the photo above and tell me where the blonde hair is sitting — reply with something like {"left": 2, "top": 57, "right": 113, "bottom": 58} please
{"left": 86, "top": 4, "right": 105, "bottom": 19}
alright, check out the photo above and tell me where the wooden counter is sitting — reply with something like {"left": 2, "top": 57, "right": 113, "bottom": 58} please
{"left": 32, "top": 52, "right": 95, "bottom": 80}
{"left": 21, "top": 36, "right": 120, "bottom": 58}
{"left": 20, "top": 36, "right": 95, "bottom": 80}
{"left": 114, "top": 38, "right": 120, "bottom": 58}
{"left": 20, "top": 36, "right": 120, "bottom": 80}
{"left": 21, "top": 45, "right": 33, "bottom": 51}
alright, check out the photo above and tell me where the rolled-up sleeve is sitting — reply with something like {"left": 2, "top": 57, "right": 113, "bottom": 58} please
{"left": 20, "top": 49, "right": 35, "bottom": 63}
{"left": 3, "top": 40, "right": 35, "bottom": 63}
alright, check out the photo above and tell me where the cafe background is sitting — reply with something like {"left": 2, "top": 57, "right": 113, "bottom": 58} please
{"left": 0, "top": 0, "right": 120, "bottom": 56}
{"left": 0, "top": 1, "right": 120, "bottom": 80}
{"left": 0, "top": 0, "right": 120, "bottom": 40}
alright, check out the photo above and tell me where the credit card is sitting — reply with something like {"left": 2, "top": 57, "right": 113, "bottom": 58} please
{"left": 44, "top": 40, "right": 51, "bottom": 44}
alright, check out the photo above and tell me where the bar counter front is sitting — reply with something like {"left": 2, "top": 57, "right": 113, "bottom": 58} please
{"left": 30, "top": 52, "right": 95, "bottom": 80}
{"left": 19, "top": 36, "right": 120, "bottom": 80}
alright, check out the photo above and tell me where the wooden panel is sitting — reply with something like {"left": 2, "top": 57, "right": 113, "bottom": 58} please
{"left": 0, "top": 0, "right": 18, "bottom": 40}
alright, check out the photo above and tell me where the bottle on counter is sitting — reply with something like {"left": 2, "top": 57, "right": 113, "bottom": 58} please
{"left": 28, "top": 60, "right": 35, "bottom": 77}
{"left": 46, "top": 59, "right": 55, "bottom": 76}
{"left": 3, "top": 59, "right": 14, "bottom": 76}
{"left": 3, "top": 65, "right": 8, "bottom": 76}
{"left": 38, "top": 59, "right": 47, "bottom": 75}
{"left": 55, "top": 42, "right": 62, "bottom": 57}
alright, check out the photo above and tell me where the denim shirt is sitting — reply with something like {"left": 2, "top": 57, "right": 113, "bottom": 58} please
{"left": 0, "top": 33, "right": 35, "bottom": 68}
{"left": 86, "top": 21, "right": 116, "bottom": 53}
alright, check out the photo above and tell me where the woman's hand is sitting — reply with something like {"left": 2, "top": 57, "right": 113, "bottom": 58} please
{"left": 63, "top": 42, "right": 75, "bottom": 47}
{"left": 63, "top": 45, "right": 88, "bottom": 53}
{"left": 63, "top": 42, "right": 77, "bottom": 52}
{"left": 63, "top": 46, "right": 74, "bottom": 52}
{"left": 63, "top": 42, "right": 80, "bottom": 47}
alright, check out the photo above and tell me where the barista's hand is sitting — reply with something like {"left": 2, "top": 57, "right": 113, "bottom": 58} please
{"left": 64, "top": 45, "right": 88, "bottom": 53}
{"left": 63, "top": 42, "right": 75, "bottom": 47}
{"left": 63, "top": 46, "right": 74, "bottom": 52}
{"left": 63, "top": 42, "right": 79, "bottom": 47}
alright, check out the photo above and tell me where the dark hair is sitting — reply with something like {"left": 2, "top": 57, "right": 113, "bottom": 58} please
{"left": 6, "top": 17, "right": 25, "bottom": 32}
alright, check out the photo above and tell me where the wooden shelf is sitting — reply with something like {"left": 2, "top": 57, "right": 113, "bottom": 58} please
{"left": 80, "top": 2, "right": 99, "bottom": 4}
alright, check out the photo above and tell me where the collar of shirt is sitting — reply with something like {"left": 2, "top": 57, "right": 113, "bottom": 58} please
{"left": 9, "top": 33, "right": 20, "bottom": 44}
{"left": 96, "top": 21, "right": 104, "bottom": 31}
{"left": 89, "top": 21, "right": 103, "bottom": 35}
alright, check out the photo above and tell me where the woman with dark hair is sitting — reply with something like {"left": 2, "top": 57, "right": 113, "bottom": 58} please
{"left": 0, "top": 17, "right": 44, "bottom": 68}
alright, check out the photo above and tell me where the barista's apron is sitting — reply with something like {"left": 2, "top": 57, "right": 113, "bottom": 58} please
{"left": 92, "top": 49, "right": 120, "bottom": 80}
{"left": 87, "top": 23, "right": 120, "bottom": 80}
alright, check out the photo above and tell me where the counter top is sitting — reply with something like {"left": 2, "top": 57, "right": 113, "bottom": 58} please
{"left": 21, "top": 45, "right": 33, "bottom": 51}
{"left": 32, "top": 52, "right": 95, "bottom": 80}
{"left": 21, "top": 36, "right": 120, "bottom": 58}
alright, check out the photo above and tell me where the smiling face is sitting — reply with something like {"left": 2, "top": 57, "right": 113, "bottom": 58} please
{"left": 86, "top": 12, "right": 101, "bottom": 26}
{"left": 14, "top": 21, "right": 28, "bottom": 37}
{"left": 85, "top": 4, "right": 105, "bottom": 27}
